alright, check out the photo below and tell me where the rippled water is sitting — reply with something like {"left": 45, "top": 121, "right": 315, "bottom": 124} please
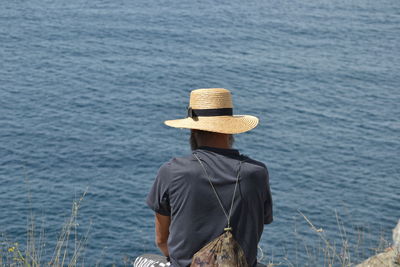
{"left": 1, "top": 0, "right": 399, "bottom": 265}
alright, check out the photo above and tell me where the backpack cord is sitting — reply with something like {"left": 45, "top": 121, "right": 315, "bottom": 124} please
{"left": 193, "top": 152, "right": 242, "bottom": 231}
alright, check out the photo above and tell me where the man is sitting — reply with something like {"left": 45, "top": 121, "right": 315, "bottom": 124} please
{"left": 140, "top": 88, "right": 273, "bottom": 267}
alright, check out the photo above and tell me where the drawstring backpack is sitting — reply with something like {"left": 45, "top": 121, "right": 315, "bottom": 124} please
{"left": 191, "top": 153, "right": 249, "bottom": 267}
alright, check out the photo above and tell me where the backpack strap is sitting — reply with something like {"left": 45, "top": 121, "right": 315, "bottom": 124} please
{"left": 193, "top": 152, "right": 242, "bottom": 231}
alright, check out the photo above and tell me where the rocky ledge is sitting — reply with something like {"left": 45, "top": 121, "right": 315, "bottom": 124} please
{"left": 357, "top": 220, "right": 400, "bottom": 267}
{"left": 356, "top": 249, "right": 399, "bottom": 267}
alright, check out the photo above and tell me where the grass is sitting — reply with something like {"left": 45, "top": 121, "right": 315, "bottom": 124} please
{"left": 0, "top": 191, "right": 89, "bottom": 267}
{"left": 1, "top": 194, "right": 396, "bottom": 267}
{"left": 259, "top": 210, "right": 395, "bottom": 267}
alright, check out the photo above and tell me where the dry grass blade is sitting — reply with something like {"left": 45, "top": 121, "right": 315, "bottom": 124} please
{"left": 50, "top": 190, "right": 88, "bottom": 267}
{"left": 1, "top": 189, "right": 89, "bottom": 267}
{"left": 298, "top": 210, "right": 352, "bottom": 267}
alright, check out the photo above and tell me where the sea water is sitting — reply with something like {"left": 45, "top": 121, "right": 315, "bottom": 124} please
{"left": 1, "top": 0, "right": 399, "bottom": 265}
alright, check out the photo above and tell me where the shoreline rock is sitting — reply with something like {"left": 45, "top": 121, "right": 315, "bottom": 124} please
{"left": 357, "top": 220, "right": 400, "bottom": 267}
{"left": 356, "top": 249, "right": 398, "bottom": 267}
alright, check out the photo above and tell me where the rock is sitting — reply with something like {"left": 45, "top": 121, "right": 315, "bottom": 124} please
{"left": 357, "top": 220, "right": 400, "bottom": 267}
{"left": 394, "top": 220, "right": 400, "bottom": 264}
{"left": 356, "top": 249, "right": 397, "bottom": 267}
{"left": 394, "top": 220, "right": 400, "bottom": 253}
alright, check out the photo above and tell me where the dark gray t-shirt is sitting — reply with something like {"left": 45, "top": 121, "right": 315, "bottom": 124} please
{"left": 146, "top": 146, "right": 273, "bottom": 267}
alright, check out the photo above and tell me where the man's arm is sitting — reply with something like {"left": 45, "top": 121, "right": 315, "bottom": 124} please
{"left": 155, "top": 213, "right": 171, "bottom": 257}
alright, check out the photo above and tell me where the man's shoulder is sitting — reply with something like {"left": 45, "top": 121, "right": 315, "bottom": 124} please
{"left": 164, "top": 152, "right": 196, "bottom": 165}
{"left": 158, "top": 153, "right": 197, "bottom": 173}
{"left": 239, "top": 155, "right": 269, "bottom": 182}
{"left": 241, "top": 154, "right": 268, "bottom": 170}
{"left": 156, "top": 153, "right": 201, "bottom": 186}
{"left": 158, "top": 150, "right": 268, "bottom": 176}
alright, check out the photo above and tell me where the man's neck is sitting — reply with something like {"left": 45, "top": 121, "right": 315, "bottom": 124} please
{"left": 197, "top": 139, "right": 231, "bottom": 150}
{"left": 201, "top": 144, "right": 231, "bottom": 149}
{"left": 191, "top": 130, "right": 233, "bottom": 150}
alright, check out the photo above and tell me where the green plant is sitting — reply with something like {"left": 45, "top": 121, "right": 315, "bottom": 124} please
{"left": 1, "top": 191, "right": 89, "bottom": 267}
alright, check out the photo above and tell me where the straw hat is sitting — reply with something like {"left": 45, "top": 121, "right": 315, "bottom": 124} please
{"left": 164, "top": 88, "right": 259, "bottom": 134}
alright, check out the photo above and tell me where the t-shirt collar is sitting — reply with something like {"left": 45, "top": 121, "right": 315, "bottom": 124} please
{"left": 196, "top": 146, "right": 240, "bottom": 156}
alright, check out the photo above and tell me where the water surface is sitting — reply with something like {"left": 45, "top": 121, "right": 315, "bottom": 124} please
{"left": 1, "top": 0, "right": 399, "bottom": 265}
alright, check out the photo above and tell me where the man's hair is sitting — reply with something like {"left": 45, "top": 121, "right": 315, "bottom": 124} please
{"left": 190, "top": 130, "right": 235, "bottom": 150}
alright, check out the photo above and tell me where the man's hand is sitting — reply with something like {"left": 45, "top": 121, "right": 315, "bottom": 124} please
{"left": 155, "top": 213, "right": 171, "bottom": 257}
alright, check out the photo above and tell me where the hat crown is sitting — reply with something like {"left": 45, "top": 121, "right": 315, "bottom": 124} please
{"left": 189, "top": 88, "right": 233, "bottom": 110}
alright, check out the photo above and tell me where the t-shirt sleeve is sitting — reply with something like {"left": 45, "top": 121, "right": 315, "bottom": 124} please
{"left": 146, "top": 163, "right": 172, "bottom": 216}
{"left": 263, "top": 167, "right": 273, "bottom": 224}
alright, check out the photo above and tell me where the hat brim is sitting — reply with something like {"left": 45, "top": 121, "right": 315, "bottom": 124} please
{"left": 164, "top": 115, "right": 259, "bottom": 134}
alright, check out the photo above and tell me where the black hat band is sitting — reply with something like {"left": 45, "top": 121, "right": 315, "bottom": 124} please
{"left": 187, "top": 107, "right": 233, "bottom": 118}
